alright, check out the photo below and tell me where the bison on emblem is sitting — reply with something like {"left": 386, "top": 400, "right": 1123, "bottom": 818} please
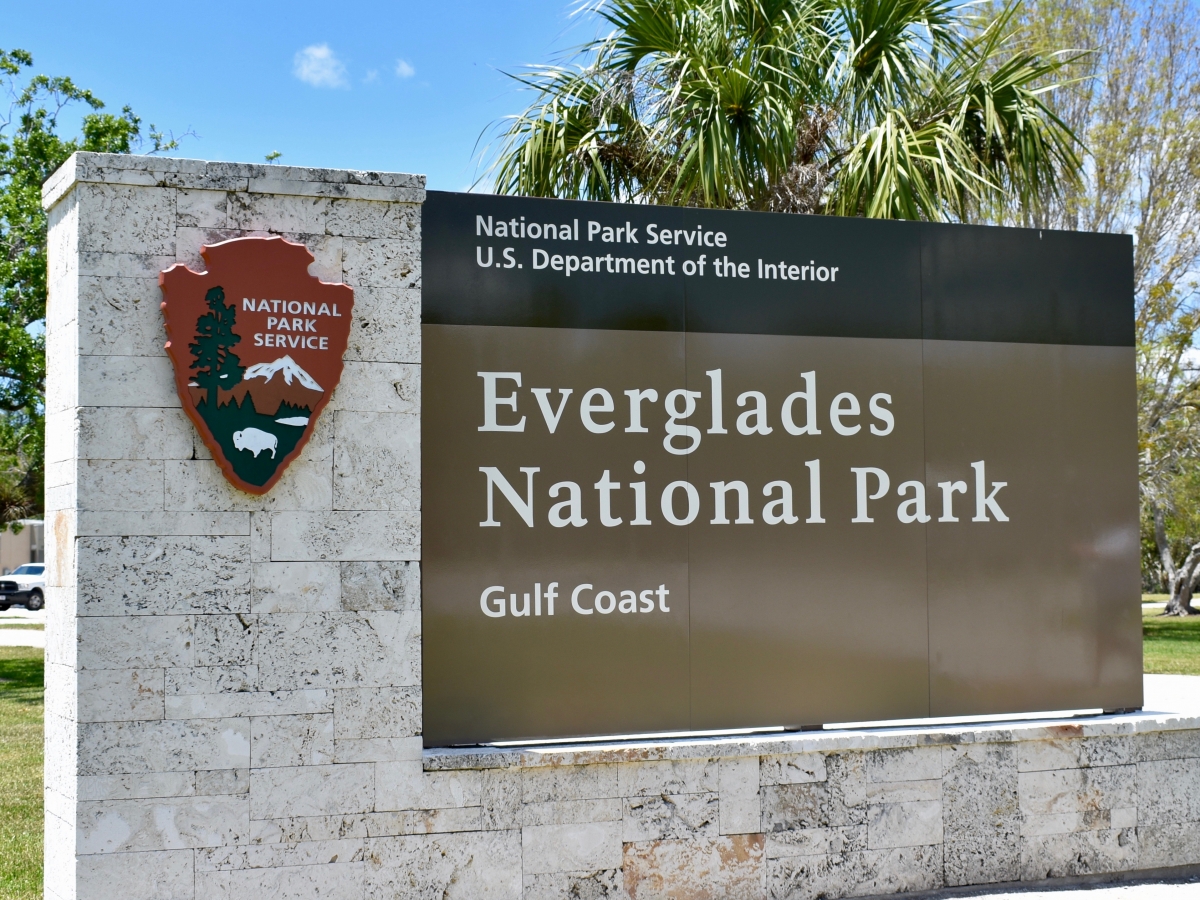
{"left": 232, "top": 428, "right": 279, "bottom": 459}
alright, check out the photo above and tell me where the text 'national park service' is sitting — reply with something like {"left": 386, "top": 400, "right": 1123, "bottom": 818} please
{"left": 475, "top": 214, "right": 840, "bottom": 283}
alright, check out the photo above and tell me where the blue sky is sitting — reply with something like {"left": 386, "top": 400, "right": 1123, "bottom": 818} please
{"left": 6, "top": 0, "right": 602, "bottom": 191}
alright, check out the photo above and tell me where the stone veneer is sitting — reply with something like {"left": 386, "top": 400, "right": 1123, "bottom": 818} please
{"left": 43, "top": 153, "right": 1200, "bottom": 899}
{"left": 425, "top": 712, "right": 1200, "bottom": 899}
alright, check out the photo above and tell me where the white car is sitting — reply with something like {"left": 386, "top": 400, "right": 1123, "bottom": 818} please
{"left": 0, "top": 563, "right": 45, "bottom": 611}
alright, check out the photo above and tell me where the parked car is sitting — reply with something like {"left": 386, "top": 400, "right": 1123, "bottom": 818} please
{"left": 0, "top": 563, "right": 45, "bottom": 611}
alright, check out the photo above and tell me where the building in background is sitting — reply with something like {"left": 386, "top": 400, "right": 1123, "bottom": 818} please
{"left": 1, "top": 521, "right": 45, "bottom": 574}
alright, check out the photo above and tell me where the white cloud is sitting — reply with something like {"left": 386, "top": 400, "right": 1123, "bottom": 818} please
{"left": 363, "top": 69, "right": 379, "bottom": 84}
{"left": 293, "top": 44, "right": 349, "bottom": 89}
{"left": 395, "top": 59, "right": 415, "bottom": 79}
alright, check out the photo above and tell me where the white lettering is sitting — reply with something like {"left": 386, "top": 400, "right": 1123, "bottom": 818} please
{"left": 762, "top": 480, "right": 798, "bottom": 524}
{"left": 478, "top": 372, "right": 526, "bottom": 432}
{"left": 869, "top": 393, "right": 894, "bottom": 435}
{"left": 572, "top": 584, "right": 594, "bottom": 614}
{"left": 625, "top": 389, "right": 659, "bottom": 433}
{"left": 782, "top": 372, "right": 821, "bottom": 435}
{"left": 938, "top": 480, "right": 968, "bottom": 522}
{"left": 630, "top": 460, "right": 651, "bottom": 524}
{"left": 479, "top": 466, "right": 539, "bottom": 527}
{"left": 830, "top": 392, "right": 861, "bottom": 436}
{"left": 736, "top": 391, "right": 772, "bottom": 435}
{"left": 480, "top": 586, "right": 505, "bottom": 617}
{"left": 548, "top": 481, "right": 587, "bottom": 527}
{"left": 664, "top": 389, "right": 702, "bottom": 455}
{"left": 711, "top": 481, "right": 753, "bottom": 524}
{"left": 806, "top": 459, "right": 825, "bottom": 523}
{"left": 594, "top": 470, "right": 623, "bottom": 526}
{"left": 971, "top": 461, "right": 1009, "bottom": 522}
{"left": 661, "top": 481, "right": 700, "bottom": 526}
{"left": 897, "top": 481, "right": 931, "bottom": 523}
{"left": 580, "top": 388, "right": 615, "bottom": 433}
{"left": 706, "top": 369, "right": 727, "bottom": 433}
{"left": 531, "top": 388, "right": 573, "bottom": 433}
{"left": 851, "top": 467, "right": 890, "bottom": 523}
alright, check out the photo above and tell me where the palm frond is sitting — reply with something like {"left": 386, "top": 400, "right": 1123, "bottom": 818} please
{"left": 482, "top": 0, "right": 1083, "bottom": 219}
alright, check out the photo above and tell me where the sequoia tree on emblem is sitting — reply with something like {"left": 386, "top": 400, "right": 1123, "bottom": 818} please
{"left": 159, "top": 237, "right": 354, "bottom": 494}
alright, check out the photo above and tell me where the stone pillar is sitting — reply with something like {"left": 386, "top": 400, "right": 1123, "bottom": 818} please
{"left": 42, "top": 153, "right": 423, "bottom": 899}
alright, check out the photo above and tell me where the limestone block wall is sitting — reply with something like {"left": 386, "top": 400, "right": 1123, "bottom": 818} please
{"left": 426, "top": 717, "right": 1200, "bottom": 900}
{"left": 43, "top": 153, "right": 1200, "bottom": 900}
{"left": 43, "top": 153, "right": 423, "bottom": 900}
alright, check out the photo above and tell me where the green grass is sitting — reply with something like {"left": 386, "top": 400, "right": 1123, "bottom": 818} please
{"left": 1144, "top": 605, "right": 1200, "bottom": 675}
{"left": 0, "top": 647, "right": 43, "bottom": 900}
{"left": 0, "top": 625, "right": 44, "bottom": 631}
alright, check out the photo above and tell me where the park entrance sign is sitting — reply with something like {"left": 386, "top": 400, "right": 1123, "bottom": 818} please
{"left": 421, "top": 192, "right": 1141, "bottom": 747}
{"left": 50, "top": 156, "right": 1200, "bottom": 898}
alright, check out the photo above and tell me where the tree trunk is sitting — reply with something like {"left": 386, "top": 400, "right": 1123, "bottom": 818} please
{"left": 1153, "top": 501, "right": 1177, "bottom": 589}
{"left": 1165, "top": 541, "right": 1200, "bottom": 616}
{"left": 1151, "top": 501, "right": 1195, "bottom": 615}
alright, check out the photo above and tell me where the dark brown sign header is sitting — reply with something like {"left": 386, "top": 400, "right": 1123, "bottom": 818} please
{"left": 424, "top": 191, "right": 1134, "bottom": 346}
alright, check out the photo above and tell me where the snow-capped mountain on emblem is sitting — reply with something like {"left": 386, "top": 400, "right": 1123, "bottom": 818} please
{"left": 218, "top": 356, "right": 325, "bottom": 417}
{"left": 245, "top": 356, "right": 324, "bottom": 390}
{"left": 160, "top": 236, "right": 354, "bottom": 495}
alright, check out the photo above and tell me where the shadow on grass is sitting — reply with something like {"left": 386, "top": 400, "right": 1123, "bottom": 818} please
{"left": 0, "top": 650, "right": 44, "bottom": 707}
{"left": 1144, "top": 612, "right": 1200, "bottom": 636}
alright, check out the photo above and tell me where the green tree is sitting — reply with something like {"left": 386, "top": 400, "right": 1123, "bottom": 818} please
{"left": 189, "top": 287, "right": 244, "bottom": 409}
{"left": 0, "top": 48, "right": 178, "bottom": 528}
{"left": 985, "top": 1, "right": 1200, "bottom": 614}
{"left": 486, "top": 0, "right": 1081, "bottom": 219}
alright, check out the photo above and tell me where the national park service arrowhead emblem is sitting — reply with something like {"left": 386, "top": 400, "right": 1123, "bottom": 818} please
{"left": 159, "top": 237, "right": 353, "bottom": 494}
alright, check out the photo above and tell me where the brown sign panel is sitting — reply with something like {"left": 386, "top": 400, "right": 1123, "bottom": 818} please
{"left": 422, "top": 192, "right": 1141, "bottom": 747}
{"left": 422, "top": 326, "right": 693, "bottom": 743}
{"left": 160, "top": 237, "right": 353, "bottom": 494}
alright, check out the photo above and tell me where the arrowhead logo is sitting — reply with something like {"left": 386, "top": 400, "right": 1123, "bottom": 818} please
{"left": 159, "top": 236, "right": 354, "bottom": 494}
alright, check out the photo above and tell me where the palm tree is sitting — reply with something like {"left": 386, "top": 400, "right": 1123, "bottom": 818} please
{"left": 486, "top": 0, "right": 1082, "bottom": 219}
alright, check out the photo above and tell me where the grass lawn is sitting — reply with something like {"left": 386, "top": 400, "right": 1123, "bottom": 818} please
{"left": 1143, "top": 602, "right": 1200, "bottom": 675}
{"left": 0, "top": 647, "right": 42, "bottom": 900}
